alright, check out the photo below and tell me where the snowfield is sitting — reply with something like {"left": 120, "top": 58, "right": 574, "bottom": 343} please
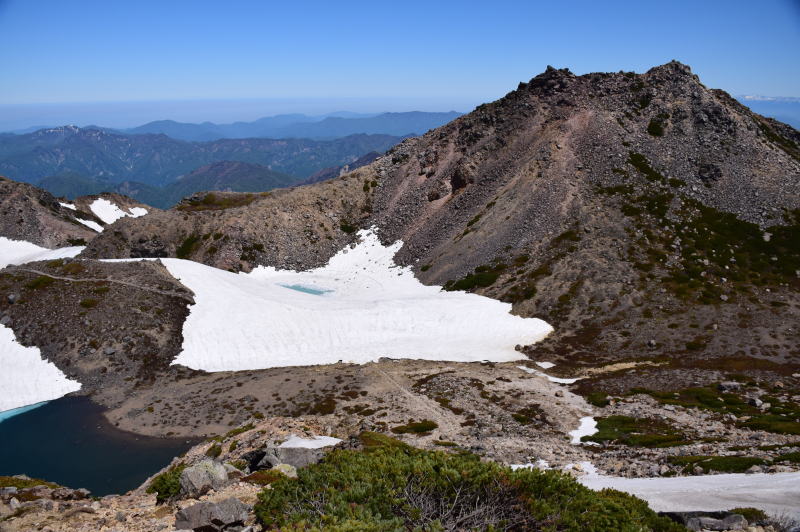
{"left": 581, "top": 472, "right": 800, "bottom": 519}
{"left": 0, "top": 324, "right": 81, "bottom": 414}
{"left": 156, "top": 228, "right": 552, "bottom": 371}
{"left": 89, "top": 198, "right": 147, "bottom": 226}
{"left": 279, "top": 435, "right": 342, "bottom": 449}
{"left": 568, "top": 416, "right": 598, "bottom": 444}
{"left": 0, "top": 237, "right": 84, "bottom": 269}
{"left": 76, "top": 217, "right": 103, "bottom": 232}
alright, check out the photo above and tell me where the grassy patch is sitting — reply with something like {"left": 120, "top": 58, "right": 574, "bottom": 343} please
{"left": 177, "top": 192, "right": 263, "bottom": 212}
{"left": 339, "top": 221, "right": 358, "bottom": 234}
{"left": 669, "top": 455, "right": 764, "bottom": 474}
{"left": 0, "top": 476, "right": 59, "bottom": 489}
{"left": 176, "top": 234, "right": 201, "bottom": 259}
{"left": 391, "top": 419, "right": 438, "bottom": 434}
{"left": 582, "top": 415, "right": 688, "bottom": 447}
{"left": 444, "top": 261, "right": 507, "bottom": 292}
{"left": 79, "top": 298, "right": 99, "bottom": 308}
{"left": 630, "top": 384, "right": 800, "bottom": 435}
{"left": 24, "top": 275, "right": 55, "bottom": 290}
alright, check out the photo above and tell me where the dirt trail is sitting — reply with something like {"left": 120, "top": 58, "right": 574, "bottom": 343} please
{"left": 6, "top": 266, "right": 194, "bottom": 302}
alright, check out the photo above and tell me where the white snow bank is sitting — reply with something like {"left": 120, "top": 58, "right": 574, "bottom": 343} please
{"left": 152, "top": 228, "right": 552, "bottom": 372}
{"left": 0, "top": 237, "right": 84, "bottom": 269}
{"left": 0, "top": 324, "right": 81, "bottom": 413}
{"left": 279, "top": 435, "right": 342, "bottom": 449}
{"left": 535, "top": 361, "right": 555, "bottom": 369}
{"left": 581, "top": 472, "right": 800, "bottom": 519}
{"left": 75, "top": 218, "right": 103, "bottom": 232}
{"left": 510, "top": 459, "right": 550, "bottom": 471}
{"left": 59, "top": 202, "right": 76, "bottom": 210}
{"left": 517, "top": 365, "right": 580, "bottom": 384}
{"left": 568, "top": 416, "right": 598, "bottom": 444}
{"left": 89, "top": 198, "right": 147, "bottom": 225}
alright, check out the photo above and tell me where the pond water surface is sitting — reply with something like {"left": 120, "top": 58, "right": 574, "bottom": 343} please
{"left": 0, "top": 396, "right": 197, "bottom": 496}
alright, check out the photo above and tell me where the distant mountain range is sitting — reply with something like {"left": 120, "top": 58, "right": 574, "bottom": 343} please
{"left": 0, "top": 111, "right": 463, "bottom": 207}
{"left": 122, "top": 111, "right": 461, "bottom": 141}
{"left": 36, "top": 161, "right": 300, "bottom": 209}
{"left": 6, "top": 111, "right": 462, "bottom": 142}
{"left": 0, "top": 125, "right": 403, "bottom": 201}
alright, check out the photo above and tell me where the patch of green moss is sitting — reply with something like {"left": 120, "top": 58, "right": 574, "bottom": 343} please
{"left": 176, "top": 234, "right": 201, "bottom": 259}
{"left": 24, "top": 275, "right": 55, "bottom": 290}
{"left": 0, "top": 476, "right": 59, "bottom": 489}
{"left": 583, "top": 415, "right": 688, "bottom": 447}
{"left": 391, "top": 419, "right": 438, "bottom": 434}
{"left": 339, "top": 221, "right": 358, "bottom": 234}
{"left": 668, "top": 455, "right": 764, "bottom": 474}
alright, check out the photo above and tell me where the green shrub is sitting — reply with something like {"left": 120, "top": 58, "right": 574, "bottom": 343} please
{"left": 340, "top": 221, "right": 358, "bottom": 234}
{"left": 146, "top": 463, "right": 186, "bottom": 503}
{"left": 176, "top": 234, "right": 201, "bottom": 259}
{"left": 24, "top": 275, "right": 55, "bottom": 290}
{"left": 79, "top": 298, "right": 99, "bottom": 308}
{"left": 205, "top": 443, "right": 222, "bottom": 458}
{"left": 647, "top": 118, "right": 665, "bottom": 137}
{"left": 586, "top": 391, "right": 611, "bottom": 407}
{"left": 254, "top": 444, "right": 684, "bottom": 531}
{"left": 391, "top": 419, "right": 438, "bottom": 434}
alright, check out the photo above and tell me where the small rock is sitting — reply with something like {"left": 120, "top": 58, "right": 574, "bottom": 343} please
{"left": 9, "top": 497, "right": 20, "bottom": 510}
{"left": 745, "top": 465, "right": 762, "bottom": 474}
{"left": 7, "top": 294, "right": 18, "bottom": 304}
{"left": 555, "top": 390, "right": 564, "bottom": 397}
{"left": 718, "top": 381, "right": 741, "bottom": 392}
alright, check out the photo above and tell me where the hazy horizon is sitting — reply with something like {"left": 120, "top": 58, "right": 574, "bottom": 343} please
{"left": 0, "top": 97, "right": 478, "bottom": 132}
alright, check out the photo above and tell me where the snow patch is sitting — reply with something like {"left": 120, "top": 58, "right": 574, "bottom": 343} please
{"left": 568, "top": 416, "right": 598, "bottom": 444}
{"left": 581, "top": 472, "right": 800, "bottom": 519}
{"left": 517, "top": 365, "right": 580, "bottom": 384}
{"left": 535, "top": 361, "right": 555, "bottom": 369}
{"left": 150, "top": 228, "right": 552, "bottom": 372}
{"left": 89, "top": 198, "right": 147, "bottom": 225}
{"left": 510, "top": 459, "right": 550, "bottom": 471}
{"left": 59, "top": 202, "right": 76, "bottom": 210}
{"left": 0, "top": 324, "right": 81, "bottom": 414}
{"left": 278, "top": 435, "right": 342, "bottom": 449}
{"left": 75, "top": 218, "right": 103, "bottom": 232}
{"left": 0, "top": 237, "right": 84, "bottom": 269}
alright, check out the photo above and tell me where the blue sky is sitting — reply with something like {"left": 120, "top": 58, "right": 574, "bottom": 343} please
{"left": 0, "top": 0, "right": 798, "bottom": 126}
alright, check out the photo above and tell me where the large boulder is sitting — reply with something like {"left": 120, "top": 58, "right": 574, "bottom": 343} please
{"left": 256, "top": 445, "right": 326, "bottom": 470}
{"left": 179, "top": 459, "right": 229, "bottom": 498}
{"left": 174, "top": 497, "right": 251, "bottom": 532}
{"left": 661, "top": 511, "right": 749, "bottom": 531}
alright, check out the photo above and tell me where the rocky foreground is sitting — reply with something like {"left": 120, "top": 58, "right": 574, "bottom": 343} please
{"left": 1, "top": 415, "right": 795, "bottom": 532}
